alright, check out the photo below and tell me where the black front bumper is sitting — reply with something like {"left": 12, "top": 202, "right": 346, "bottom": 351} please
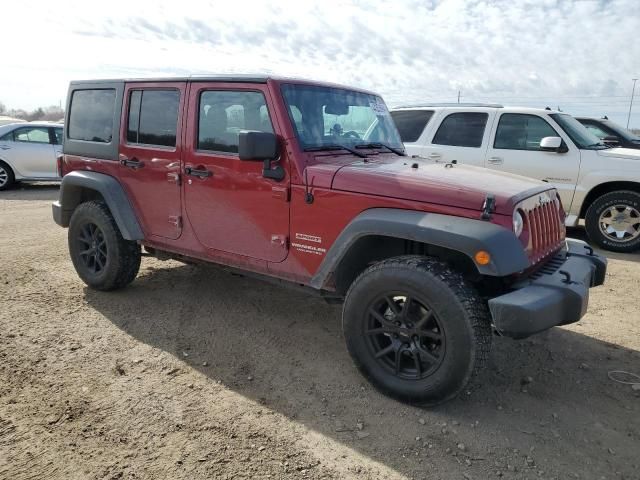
{"left": 488, "top": 239, "right": 607, "bottom": 339}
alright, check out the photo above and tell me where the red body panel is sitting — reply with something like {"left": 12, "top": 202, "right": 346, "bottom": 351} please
{"left": 63, "top": 77, "right": 556, "bottom": 290}
{"left": 118, "top": 81, "right": 187, "bottom": 240}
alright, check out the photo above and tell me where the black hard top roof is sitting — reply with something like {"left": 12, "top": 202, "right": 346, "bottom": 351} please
{"left": 69, "top": 74, "right": 270, "bottom": 85}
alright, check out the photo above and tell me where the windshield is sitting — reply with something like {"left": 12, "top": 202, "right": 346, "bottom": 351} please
{"left": 550, "top": 113, "right": 606, "bottom": 149}
{"left": 281, "top": 84, "right": 404, "bottom": 151}
{"left": 603, "top": 120, "right": 640, "bottom": 141}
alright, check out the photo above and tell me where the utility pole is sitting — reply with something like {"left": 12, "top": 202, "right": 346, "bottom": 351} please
{"left": 627, "top": 78, "right": 638, "bottom": 129}
{"left": 457, "top": 90, "right": 461, "bottom": 104}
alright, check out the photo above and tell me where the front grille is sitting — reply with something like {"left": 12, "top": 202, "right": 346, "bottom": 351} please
{"left": 518, "top": 191, "right": 566, "bottom": 264}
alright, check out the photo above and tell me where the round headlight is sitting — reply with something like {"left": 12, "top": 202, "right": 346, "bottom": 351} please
{"left": 513, "top": 210, "right": 524, "bottom": 237}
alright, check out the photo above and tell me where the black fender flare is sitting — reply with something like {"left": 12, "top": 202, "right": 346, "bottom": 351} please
{"left": 52, "top": 171, "right": 144, "bottom": 241}
{"left": 310, "top": 208, "right": 529, "bottom": 289}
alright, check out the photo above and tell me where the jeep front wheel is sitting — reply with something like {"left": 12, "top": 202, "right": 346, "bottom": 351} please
{"left": 68, "top": 200, "right": 141, "bottom": 291}
{"left": 585, "top": 190, "right": 640, "bottom": 253}
{"left": 342, "top": 256, "right": 491, "bottom": 406}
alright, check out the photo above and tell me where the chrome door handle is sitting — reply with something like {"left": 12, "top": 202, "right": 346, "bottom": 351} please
{"left": 488, "top": 156, "right": 503, "bottom": 165}
{"left": 427, "top": 153, "right": 441, "bottom": 159}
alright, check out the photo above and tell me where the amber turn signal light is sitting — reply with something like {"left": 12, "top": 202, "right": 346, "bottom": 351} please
{"left": 474, "top": 250, "right": 491, "bottom": 265}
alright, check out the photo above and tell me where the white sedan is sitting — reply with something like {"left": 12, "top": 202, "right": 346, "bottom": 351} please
{"left": 0, "top": 122, "right": 63, "bottom": 190}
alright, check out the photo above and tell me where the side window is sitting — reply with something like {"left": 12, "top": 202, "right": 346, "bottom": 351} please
{"left": 0, "top": 131, "right": 15, "bottom": 141}
{"left": 13, "top": 127, "right": 51, "bottom": 143}
{"left": 68, "top": 89, "right": 116, "bottom": 143}
{"left": 54, "top": 128, "right": 63, "bottom": 144}
{"left": 494, "top": 114, "right": 559, "bottom": 150}
{"left": 126, "top": 89, "right": 180, "bottom": 147}
{"left": 198, "top": 90, "right": 273, "bottom": 154}
{"left": 432, "top": 112, "right": 488, "bottom": 148}
{"left": 390, "top": 110, "right": 434, "bottom": 142}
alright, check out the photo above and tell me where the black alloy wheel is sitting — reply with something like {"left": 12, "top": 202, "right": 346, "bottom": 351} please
{"left": 75, "top": 222, "right": 108, "bottom": 274}
{"left": 366, "top": 294, "right": 445, "bottom": 380}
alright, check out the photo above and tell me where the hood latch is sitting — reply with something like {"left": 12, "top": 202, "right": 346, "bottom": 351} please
{"left": 481, "top": 194, "right": 496, "bottom": 220}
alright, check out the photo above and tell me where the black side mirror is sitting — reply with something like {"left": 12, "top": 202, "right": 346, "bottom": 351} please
{"left": 239, "top": 130, "right": 277, "bottom": 160}
{"left": 238, "top": 130, "right": 284, "bottom": 181}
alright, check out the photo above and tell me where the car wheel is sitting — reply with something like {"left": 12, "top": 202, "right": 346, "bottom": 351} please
{"left": 0, "top": 161, "right": 15, "bottom": 191}
{"left": 342, "top": 255, "right": 491, "bottom": 406}
{"left": 68, "top": 200, "right": 141, "bottom": 290}
{"left": 585, "top": 190, "right": 640, "bottom": 253}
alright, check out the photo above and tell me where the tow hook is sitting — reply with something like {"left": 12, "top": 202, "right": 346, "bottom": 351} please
{"left": 583, "top": 245, "right": 595, "bottom": 256}
{"left": 559, "top": 270, "right": 574, "bottom": 284}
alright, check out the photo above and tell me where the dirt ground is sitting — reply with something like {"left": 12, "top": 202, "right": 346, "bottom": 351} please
{"left": 1, "top": 184, "right": 639, "bottom": 480}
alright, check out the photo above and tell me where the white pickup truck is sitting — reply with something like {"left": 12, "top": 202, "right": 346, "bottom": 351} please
{"left": 390, "top": 104, "right": 640, "bottom": 252}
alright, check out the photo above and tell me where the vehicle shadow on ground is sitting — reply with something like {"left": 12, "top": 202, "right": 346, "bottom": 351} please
{"left": 84, "top": 262, "right": 640, "bottom": 479}
{"left": 0, "top": 183, "right": 59, "bottom": 201}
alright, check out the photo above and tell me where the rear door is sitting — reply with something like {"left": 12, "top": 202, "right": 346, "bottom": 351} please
{"left": 118, "top": 82, "right": 186, "bottom": 239}
{"left": 484, "top": 112, "right": 580, "bottom": 208}
{"left": 420, "top": 110, "right": 495, "bottom": 165}
{"left": 0, "top": 126, "right": 56, "bottom": 178}
{"left": 182, "top": 82, "right": 290, "bottom": 262}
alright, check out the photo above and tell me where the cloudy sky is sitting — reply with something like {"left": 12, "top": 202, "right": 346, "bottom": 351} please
{"left": 3, "top": 0, "right": 640, "bottom": 127}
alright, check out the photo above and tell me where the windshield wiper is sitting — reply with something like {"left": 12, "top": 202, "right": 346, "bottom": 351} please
{"left": 355, "top": 142, "right": 406, "bottom": 156}
{"left": 304, "top": 144, "right": 367, "bottom": 158}
{"left": 587, "top": 142, "right": 610, "bottom": 149}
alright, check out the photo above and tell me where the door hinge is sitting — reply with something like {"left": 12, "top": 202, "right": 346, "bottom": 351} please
{"left": 168, "top": 215, "right": 182, "bottom": 229}
{"left": 271, "top": 234, "right": 288, "bottom": 248}
{"left": 167, "top": 172, "right": 181, "bottom": 185}
{"left": 271, "top": 186, "right": 290, "bottom": 202}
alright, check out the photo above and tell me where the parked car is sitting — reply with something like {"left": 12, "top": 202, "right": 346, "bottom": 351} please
{"left": 52, "top": 77, "right": 605, "bottom": 406}
{"left": 0, "top": 122, "right": 64, "bottom": 190}
{"left": 576, "top": 116, "right": 640, "bottom": 149}
{"left": 391, "top": 104, "right": 640, "bottom": 252}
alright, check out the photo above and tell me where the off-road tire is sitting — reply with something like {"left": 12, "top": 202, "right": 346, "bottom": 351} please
{"left": 0, "top": 161, "right": 15, "bottom": 191}
{"left": 342, "top": 255, "right": 491, "bottom": 406}
{"left": 585, "top": 190, "right": 640, "bottom": 253}
{"left": 68, "top": 201, "right": 141, "bottom": 291}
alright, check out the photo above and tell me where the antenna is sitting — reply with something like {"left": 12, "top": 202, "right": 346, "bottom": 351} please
{"left": 304, "top": 167, "right": 314, "bottom": 204}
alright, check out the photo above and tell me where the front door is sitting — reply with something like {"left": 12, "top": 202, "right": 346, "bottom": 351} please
{"left": 484, "top": 112, "right": 580, "bottom": 209}
{"left": 183, "top": 83, "right": 290, "bottom": 262}
{"left": 118, "top": 82, "right": 185, "bottom": 239}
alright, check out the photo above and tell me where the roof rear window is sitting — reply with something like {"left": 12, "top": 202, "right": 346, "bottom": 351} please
{"left": 390, "top": 110, "right": 434, "bottom": 142}
{"left": 68, "top": 89, "right": 116, "bottom": 143}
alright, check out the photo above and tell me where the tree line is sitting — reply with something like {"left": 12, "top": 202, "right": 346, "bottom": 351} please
{"left": 0, "top": 101, "right": 64, "bottom": 122}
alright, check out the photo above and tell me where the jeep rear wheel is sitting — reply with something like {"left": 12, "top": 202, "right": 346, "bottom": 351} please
{"left": 342, "top": 256, "right": 491, "bottom": 406}
{"left": 585, "top": 190, "right": 640, "bottom": 253}
{"left": 68, "top": 201, "right": 141, "bottom": 291}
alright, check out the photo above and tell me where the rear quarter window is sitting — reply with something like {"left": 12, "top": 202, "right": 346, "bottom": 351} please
{"left": 68, "top": 89, "right": 116, "bottom": 143}
{"left": 390, "top": 110, "right": 434, "bottom": 142}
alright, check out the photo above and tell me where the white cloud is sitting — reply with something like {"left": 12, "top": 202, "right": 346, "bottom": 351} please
{"left": 3, "top": 0, "right": 639, "bottom": 126}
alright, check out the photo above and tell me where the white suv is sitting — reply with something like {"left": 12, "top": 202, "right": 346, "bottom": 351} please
{"left": 390, "top": 104, "right": 640, "bottom": 253}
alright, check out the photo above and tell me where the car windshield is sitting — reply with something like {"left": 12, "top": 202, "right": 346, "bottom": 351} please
{"left": 603, "top": 120, "right": 640, "bottom": 141}
{"left": 550, "top": 113, "right": 607, "bottom": 149}
{"left": 281, "top": 84, "right": 404, "bottom": 152}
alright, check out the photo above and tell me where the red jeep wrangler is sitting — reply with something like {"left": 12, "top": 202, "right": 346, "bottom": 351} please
{"left": 53, "top": 75, "right": 606, "bottom": 405}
